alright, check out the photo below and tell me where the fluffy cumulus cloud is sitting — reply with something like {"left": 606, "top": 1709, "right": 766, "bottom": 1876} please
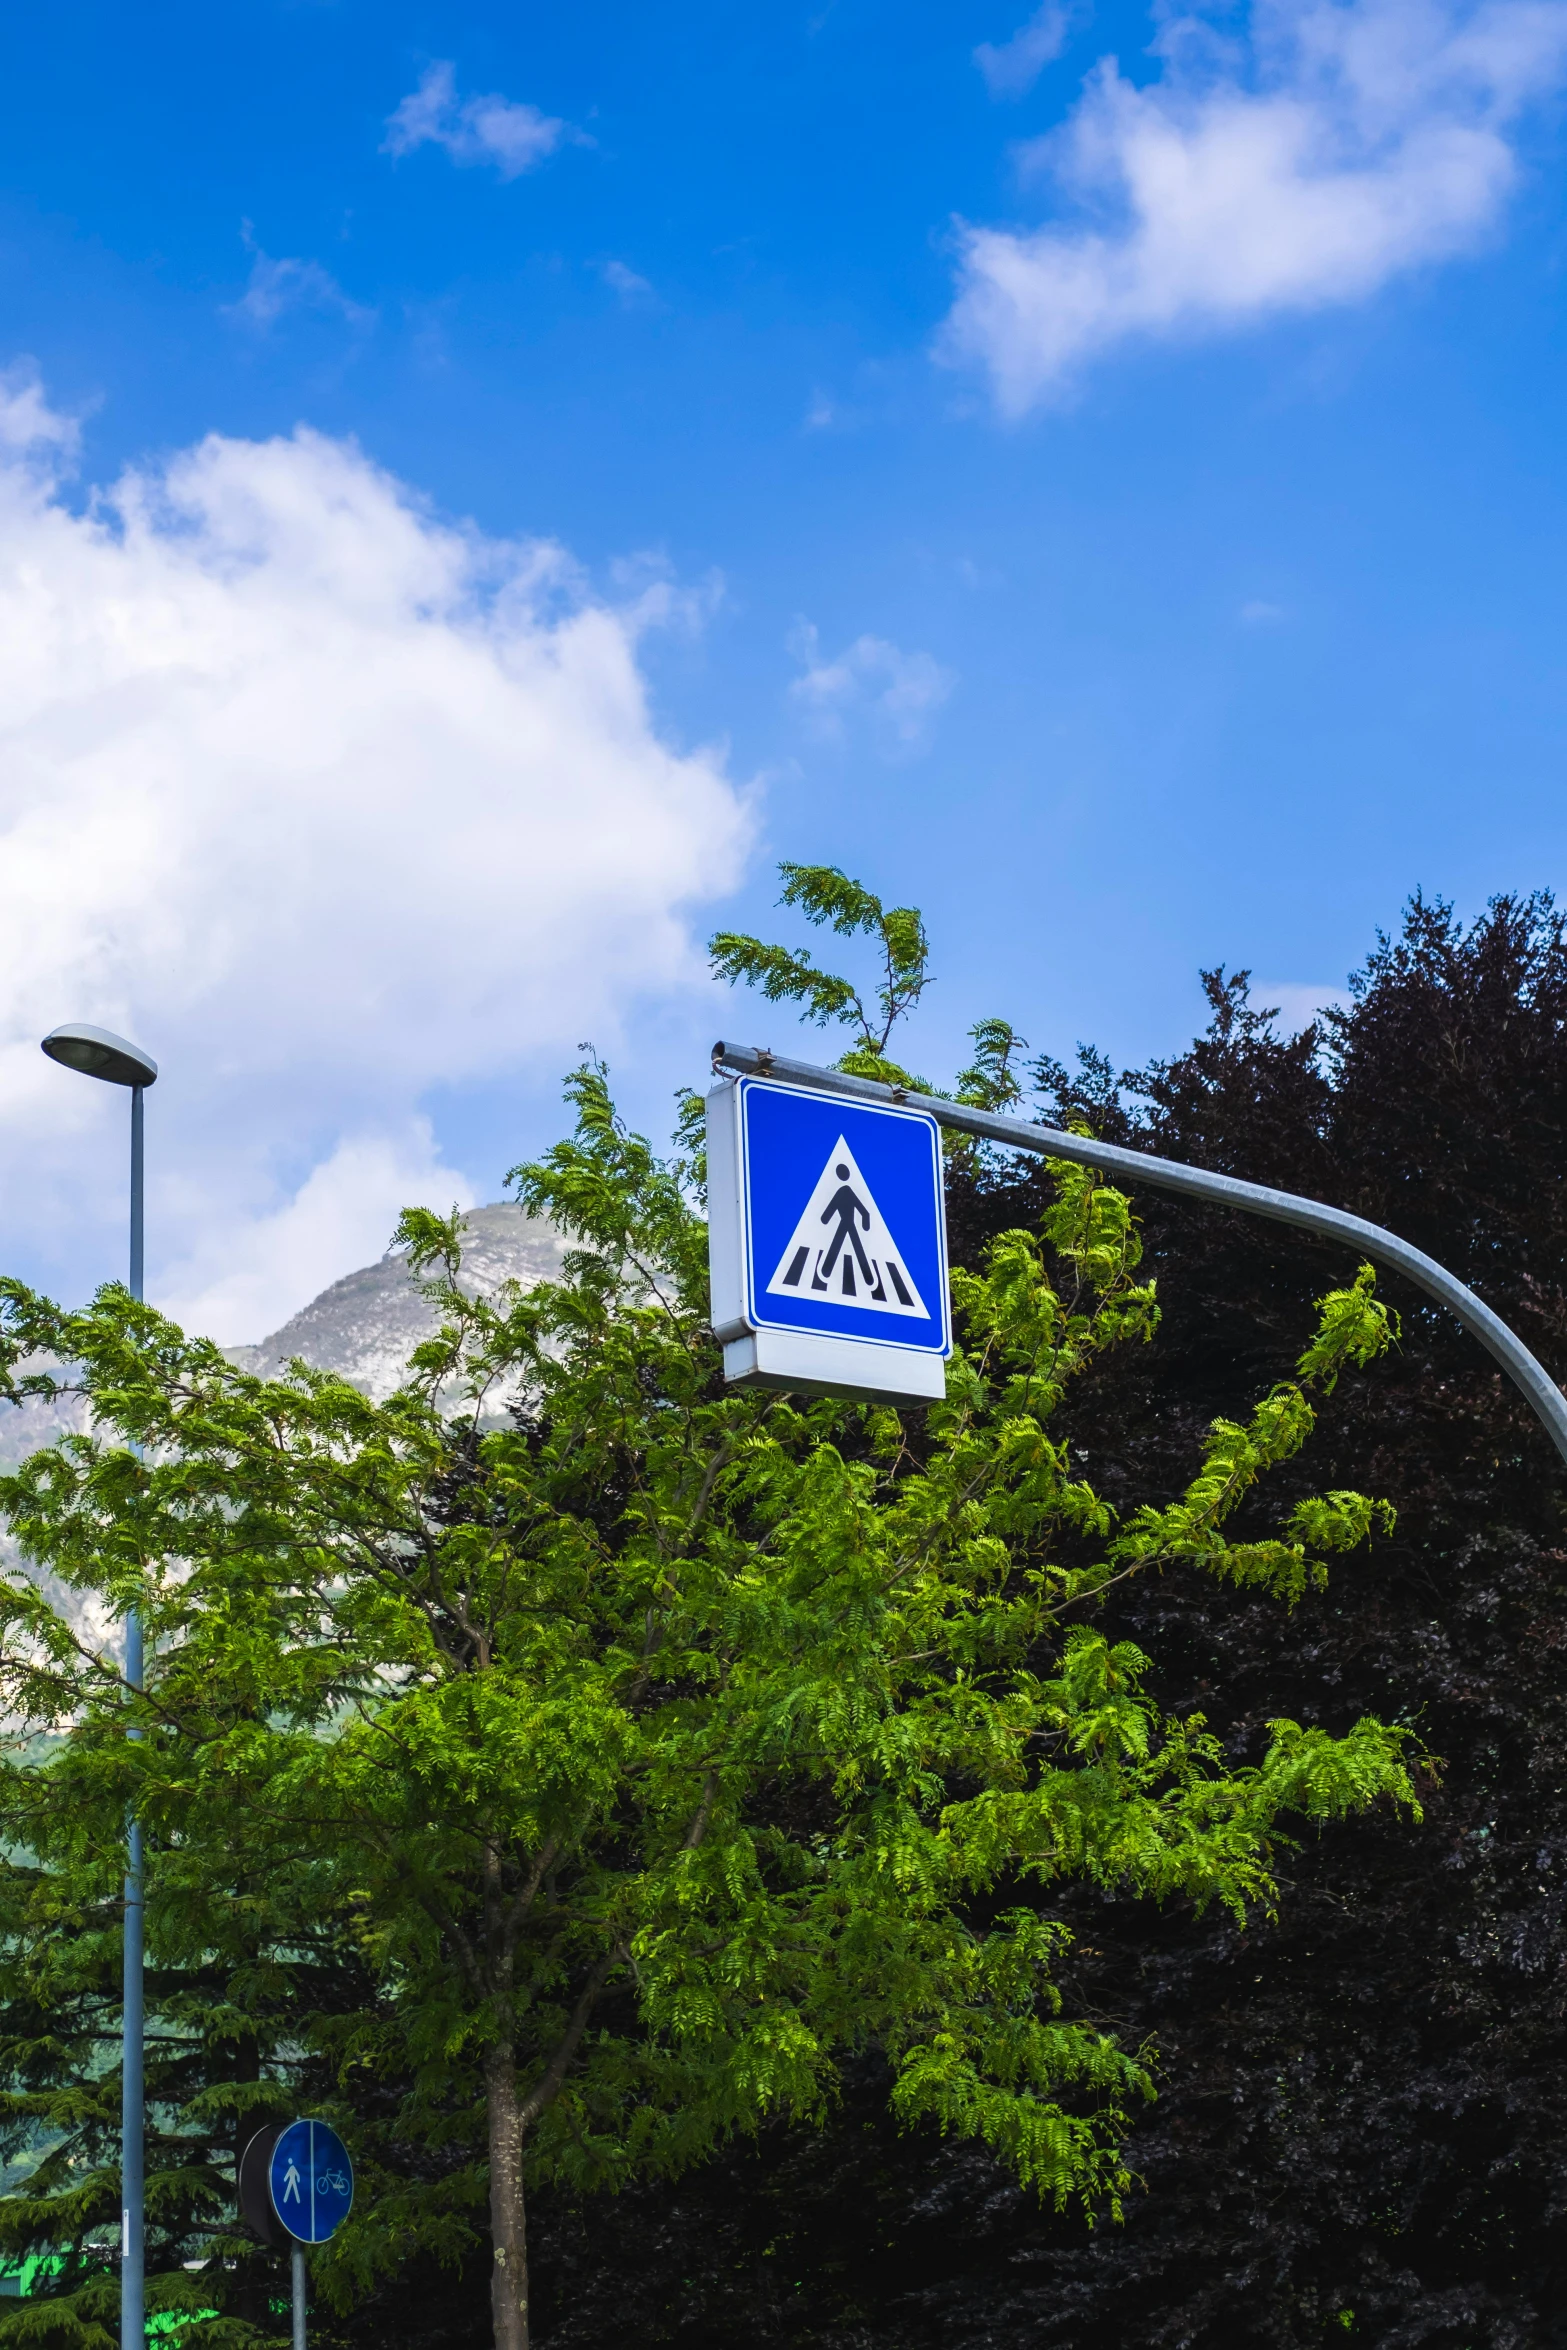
{"left": 943, "top": 0, "right": 1567, "bottom": 409}
{"left": 789, "top": 624, "right": 955, "bottom": 753}
{"left": 0, "top": 368, "right": 749, "bottom": 1340}
{"left": 383, "top": 61, "right": 582, "bottom": 179}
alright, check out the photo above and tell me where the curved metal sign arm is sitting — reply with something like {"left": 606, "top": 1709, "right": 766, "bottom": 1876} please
{"left": 712, "top": 1041, "right": 1567, "bottom": 1471}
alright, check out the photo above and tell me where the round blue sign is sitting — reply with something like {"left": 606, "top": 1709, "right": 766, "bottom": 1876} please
{"left": 268, "top": 2118, "right": 354, "bottom": 2244}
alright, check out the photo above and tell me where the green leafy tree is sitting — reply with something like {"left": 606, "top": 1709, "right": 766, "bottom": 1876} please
{"left": 707, "top": 860, "right": 1030, "bottom": 1133}
{"left": 954, "top": 1017, "right": 1030, "bottom": 1113}
{"left": 0, "top": 877, "right": 1416, "bottom": 2350}
{"left": 0, "top": 1748, "right": 387, "bottom": 2348}
{"left": 709, "top": 862, "right": 933, "bottom": 1083}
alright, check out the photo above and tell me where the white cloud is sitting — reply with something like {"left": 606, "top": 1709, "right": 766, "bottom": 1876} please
{"left": 788, "top": 623, "right": 955, "bottom": 753}
{"left": 975, "top": 4, "right": 1073, "bottom": 98}
{"left": 169, "top": 1127, "right": 473, "bottom": 1346}
{"left": 383, "top": 61, "right": 582, "bottom": 180}
{"left": 1239, "top": 596, "right": 1286, "bottom": 622}
{"left": 223, "top": 229, "right": 374, "bottom": 333}
{"left": 0, "top": 368, "right": 78, "bottom": 462}
{"left": 600, "top": 258, "right": 657, "bottom": 307}
{"left": 0, "top": 370, "right": 750, "bottom": 1340}
{"left": 943, "top": 0, "right": 1567, "bottom": 409}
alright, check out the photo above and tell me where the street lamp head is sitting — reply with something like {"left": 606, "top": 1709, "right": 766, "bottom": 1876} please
{"left": 41, "top": 1023, "right": 158, "bottom": 1089}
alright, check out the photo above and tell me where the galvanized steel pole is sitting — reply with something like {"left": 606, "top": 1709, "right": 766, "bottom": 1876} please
{"left": 39, "top": 1025, "right": 158, "bottom": 2350}
{"left": 712, "top": 1041, "right": 1567, "bottom": 1470}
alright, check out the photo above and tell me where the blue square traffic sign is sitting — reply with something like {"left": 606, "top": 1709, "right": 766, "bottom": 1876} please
{"left": 734, "top": 1078, "right": 950, "bottom": 1357}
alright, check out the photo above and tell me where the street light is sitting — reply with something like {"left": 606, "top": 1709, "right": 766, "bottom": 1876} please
{"left": 41, "top": 1021, "right": 158, "bottom": 2350}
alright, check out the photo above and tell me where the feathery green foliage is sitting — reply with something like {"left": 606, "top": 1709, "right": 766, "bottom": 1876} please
{"left": 708, "top": 862, "right": 932, "bottom": 1082}
{"left": 0, "top": 873, "right": 1418, "bottom": 2350}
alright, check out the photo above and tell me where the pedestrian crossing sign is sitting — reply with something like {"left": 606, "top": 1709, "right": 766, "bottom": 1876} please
{"left": 766, "top": 1133, "right": 931, "bottom": 1318}
{"left": 706, "top": 1074, "right": 951, "bottom": 1403}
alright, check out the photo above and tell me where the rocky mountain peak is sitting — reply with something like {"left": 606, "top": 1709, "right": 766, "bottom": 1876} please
{"left": 227, "top": 1202, "right": 564, "bottom": 1401}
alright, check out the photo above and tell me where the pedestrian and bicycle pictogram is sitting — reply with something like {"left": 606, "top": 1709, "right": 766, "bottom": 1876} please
{"left": 267, "top": 2118, "right": 354, "bottom": 2245}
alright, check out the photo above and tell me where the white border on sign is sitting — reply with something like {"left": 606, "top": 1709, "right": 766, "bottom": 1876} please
{"left": 736, "top": 1077, "right": 952, "bottom": 1358}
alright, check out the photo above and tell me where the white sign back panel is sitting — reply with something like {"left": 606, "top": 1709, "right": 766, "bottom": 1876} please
{"left": 707, "top": 1076, "right": 950, "bottom": 1403}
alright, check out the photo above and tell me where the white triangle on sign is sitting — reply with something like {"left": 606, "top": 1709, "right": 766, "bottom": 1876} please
{"left": 765, "top": 1135, "right": 930, "bottom": 1319}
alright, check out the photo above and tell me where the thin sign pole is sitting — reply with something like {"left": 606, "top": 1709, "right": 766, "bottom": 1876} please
{"left": 292, "top": 2242, "right": 307, "bottom": 2350}
{"left": 121, "top": 1084, "right": 145, "bottom": 2349}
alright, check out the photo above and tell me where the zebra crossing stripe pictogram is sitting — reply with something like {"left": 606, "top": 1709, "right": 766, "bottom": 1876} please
{"left": 765, "top": 1135, "right": 929, "bottom": 1318}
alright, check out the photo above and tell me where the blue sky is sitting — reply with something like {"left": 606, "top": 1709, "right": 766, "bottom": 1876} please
{"left": 2, "top": 0, "right": 1566, "bottom": 1333}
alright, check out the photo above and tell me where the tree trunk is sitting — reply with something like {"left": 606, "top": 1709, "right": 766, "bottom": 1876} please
{"left": 485, "top": 2039, "right": 531, "bottom": 2350}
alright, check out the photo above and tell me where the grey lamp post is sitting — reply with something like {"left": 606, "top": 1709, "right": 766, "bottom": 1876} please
{"left": 40, "top": 1022, "right": 158, "bottom": 2350}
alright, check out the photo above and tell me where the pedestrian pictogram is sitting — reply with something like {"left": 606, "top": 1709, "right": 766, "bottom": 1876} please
{"left": 767, "top": 1135, "right": 929, "bottom": 1318}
